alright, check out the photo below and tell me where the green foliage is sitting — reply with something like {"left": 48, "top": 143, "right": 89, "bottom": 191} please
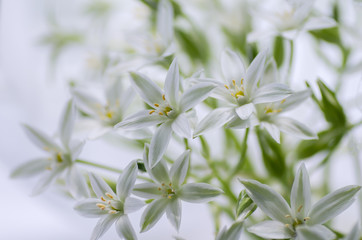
{"left": 309, "top": 27, "right": 341, "bottom": 46}
{"left": 235, "top": 190, "right": 257, "bottom": 220}
{"left": 256, "top": 127, "right": 286, "bottom": 180}
{"left": 273, "top": 35, "right": 285, "bottom": 68}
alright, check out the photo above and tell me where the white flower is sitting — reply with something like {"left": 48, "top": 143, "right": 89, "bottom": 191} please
{"left": 230, "top": 89, "right": 317, "bottom": 143}
{"left": 343, "top": 223, "right": 361, "bottom": 240}
{"left": 72, "top": 78, "right": 149, "bottom": 139}
{"left": 240, "top": 163, "right": 361, "bottom": 240}
{"left": 248, "top": 0, "right": 336, "bottom": 41}
{"left": 194, "top": 49, "right": 292, "bottom": 136}
{"left": 132, "top": 145, "right": 223, "bottom": 232}
{"left": 74, "top": 161, "right": 145, "bottom": 240}
{"left": 11, "top": 100, "right": 89, "bottom": 198}
{"left": 115, "top": 58, "right": 216, "bottom": 167}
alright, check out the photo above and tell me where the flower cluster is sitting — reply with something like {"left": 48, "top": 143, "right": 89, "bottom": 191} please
{"left": 10, "top": 0, "right": 362, "bottom": 239}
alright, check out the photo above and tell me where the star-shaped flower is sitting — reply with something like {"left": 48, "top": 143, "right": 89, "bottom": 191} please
{"left": 194, "top": 49, "right": 292, "bottom": 136}
{"left": 115, "top": 58, "right": 216, "bottom": 167}
{"left": 240, "top": 163, "right": 361, "bottom": 240}
{"left": 11, "top": 100, "right": 89, "bottom": 198}
{"left": 74, "top": 160, "right": 144, "bottom": 240}
{"left": 132, "top": 145, "right": 223, "bottom": 232}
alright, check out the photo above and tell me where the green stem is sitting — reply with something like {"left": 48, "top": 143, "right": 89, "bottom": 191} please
{"left": 287, "top": 39, "right": 294, "bottom": 85}
{"left": 75, "top": 159, "right": 153, "bottom": 182}
{"left": 199, "top": 136, "right": 237, "bottom": 203}
{"left": 229, "top": 128, "right": 249, "bottom": 179}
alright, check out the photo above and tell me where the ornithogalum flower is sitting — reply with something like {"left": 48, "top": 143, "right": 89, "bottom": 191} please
{"left": 132, "top": 145, "right": 223, "bottom": 232}
{"left": 74, "top": 161, "right": 144, "bottom": 240}
{"left": 194, "top": 49, "right": 292, "bottom": 136}
{"left": 11, "top": 100, "right": 89, "bottom": 198}
{"left": 240, "top": 163, "right": 361, "bottom": 240}
{"left": 115, "top": 58, "right": 216, "bottom": 167}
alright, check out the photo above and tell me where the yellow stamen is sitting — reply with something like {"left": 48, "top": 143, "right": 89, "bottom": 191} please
{"left": 304, "top": 217, "right": 310, "bottom": 221}
{"left": 56, "top": 153, "right": 63, "bottom": 163}
{"left": 162, "top": 94, "right": 166, "bottom": 101}
{"left": 232, "top": 79, "right": 236, "bottom": 86}
{"left": 158, "top": 187, "right": 161, "bottom": 191}
{"left": 105, "top": 193, "right": 114, "bottom": 199}
{"left": 159, "top": 112, "right": 164, "bottom": 115}
{"left": 101, "top": 196, "right": 106, "bottom": 202}
{"left": 108, "top": 210, "right": 117, "bottom": 214}
{"left": 96, "top": 203, "right": 106, "bottom": 210}
{"left": 297, "top": 205, "right": 303, "bottom": 213}
{"left": 154, "top": 103, "right": 159, "bottom": 107}
{"left": 168, "top": 195, "right": 172, "bottom": 199}
{"left": 285, "top": 214, "right": 291, "bottom": 218}
{"left": 281, "top": 99, "right": 286, "bottom": 104}
{"left": 149, "top": 110, "right": 155, "bottom": 115}
{"left": 106, "top": 111, "right": 113, "bottom": 118}
{"left": 224, "top": 84, "right": 229, "bottom": 89}
{"left": 241, "top": 78, "right": 244, "bottom": 85}
{"left": 285, "top": 224, "right": 290, "bottom": 228}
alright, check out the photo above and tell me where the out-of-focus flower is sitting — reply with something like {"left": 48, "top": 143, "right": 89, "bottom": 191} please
{"left": 240, "top": 163, "right": 361, "bottom": 239}
{"left": 248, "top": 0, "right": 336, "bottom": 41}
{"left": 11, "top": 100, "right": 89, "bottom": 198}
{"left": 194, "top": 49, "right": 292, "bottom": 136}
{"left": 74, "top": 161, "right": 144, "bottom": 240}
{"left": 115, "top": 58, "right": 216, "bottom": 167}
{"left": 132, "top": 145, "right": 223, "bottom": 232}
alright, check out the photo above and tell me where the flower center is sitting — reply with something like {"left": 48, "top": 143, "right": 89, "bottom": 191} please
{"left": 158, "top": 182, "right": 176, "bottom": 199}
{"left": 96, "top": 192, "right": 122, "bottom": 214}
{"left": 224, "top": 78, "right": 245, "bottom": 100}
{"left": 284, "top": 205, "right": 311, "bottom": 232}
{"left": 149, "top": 94, "right": 173, "bottom": 116}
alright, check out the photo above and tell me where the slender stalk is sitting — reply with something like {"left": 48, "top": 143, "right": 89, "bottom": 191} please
{"left": 75, "top": 159, "right": 153, "bottom": 182}
{"left": 199, "top": 136, "right": 237, "bottom": 203}
{"left": 287, "top": 39, "right": 294, "bottom": 85}
{"left": 351, "top": 141, "right": 362, "bottom": 229}
{"left": 229, "top": 128, "right": 249, "bottom": 179}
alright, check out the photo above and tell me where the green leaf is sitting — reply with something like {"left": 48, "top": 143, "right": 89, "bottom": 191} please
{"left": 317, "top": 80, "right": 346, "bottom": 127}
{"left": 236, "top": 190, "right": 257, "bottom": 220}
{"left": 256, "top": 127, "right": 286, "bottom": 180}
{"left": 309, "top": 27, "right": 341, "bottom": 46}
{"left": 273, "top": 36, "right": 284, "bottom": 68}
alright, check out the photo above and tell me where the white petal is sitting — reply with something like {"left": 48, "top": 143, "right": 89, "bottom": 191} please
{"left": 69, "top": 140, "right": 85, "bottom": 160}
{"left": 164, "top": 58, "right": 180, "bottom": 108}
{"left": 235, "top": 103, "right": 255, "bottom": 120}
{"left": 240, "top": 179, "right": 292, "bottom": 224}
{"left": 23, "top": 124, "right": 61, "bottom": 152}
{"left": 194, "top": 108, "right": 235, "bottom": 136}
{"left": 72, "top": 89, "right": 102, "bottom": 117}
{"left": 274, "top": 90, "right": 311, "bottom": 112}
{"left": 149, "top": 121, "right": 173, "bottom": 168}
{"left": 179, "top": 183, "right": 223, "bottom": 203}
{"left": 140, "top": 198, "right": 169, "bottom": 232}
{"left": 115, "top": 215, "right": 137, "bottom": 240}
{"left": 59, "top": 100, "right": 76, "bottom": 148}
{"left": 74, "top": 199, "right": 107, "bottom": 218}
{"left": 170, "top": 150, "right": 190, "bottom": 187}
{"left": 117, "top": 161, "right": 138, "bottom": 201}
{"left": 133, "top": 183, "right": 162, "bottom": 199}
{"left": 344, "top": 223, "right": 361, "bottom": 240}
{"left": 11, "top": 158, "right": 48, "bottom": 178}
{"left": 303, "top": 17, "right": 337, "bottom": 31}
{"left": 248, "top": 220, "right": 293, "bottom": 239}
{"left": 296, "top": 225, "right": 335, "bottom": 240}
{"left": 252, "top": 83, "right": 292, "bottom": 104}
{"left": 221, "top": 49, "right": 245, "bottom": 86}
{"left": 156, "top": 0, "right": 173, "bottom": 46}
{"left": 166, "top": 198, "right": 182, "bottom": 231}
{"left": 115, "top": 110, "right": 165, "bottom": 129}
{"left": 216, "top": 221, "right": 244, "bottom": 240}
{"left": 89, "top": 172, "right": 116, "bottom": 199}
{"left": 124, "top": 197, "right": 146, "bottom": 214}
{"left": 143, "top": 144, "right": 170, "bottom": 184}
{"left": 31, "top": 167, "right": 64, "bottom": 196}
{"left": 172, "top": 114, "right": 191, "bottom": 139}
{"left": 245, "top": 50, "right": 267, "bottom": 97}
{"left": 308, "top": 185, "right": 361, "bottom": 225}
{"left": 129, "top": 72, "right": 163, "bottom": 107}
{"left": 180, "top": 83, "right": 216, "bottom": 112}
{"left": 291, "top": 163, "right": 311, "bottom": 219}
{"left": 66, "top": 165, "right": 90, "bottom": 199}
{"left": 275, "top": 117, "right": 317, "bottom": 140}
{"left": 262, "top": 122, "right": 280, "bottom": 143}
{"left": 226, "top": 113, "right": 259, "bottom": 129}
{"left": 91, "top": 214, "right": 119, "bottom": 240}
